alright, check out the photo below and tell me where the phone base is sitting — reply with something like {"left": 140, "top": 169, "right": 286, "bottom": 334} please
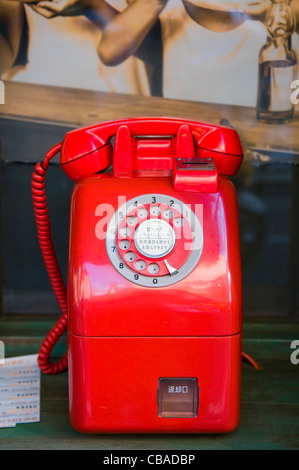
{"left": 68, "top": 333, "right": 241, "bottom": 434}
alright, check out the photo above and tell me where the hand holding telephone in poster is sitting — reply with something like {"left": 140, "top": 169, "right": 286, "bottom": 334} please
{"left": 32, "top": 117, "right": 247, "bottom": 433}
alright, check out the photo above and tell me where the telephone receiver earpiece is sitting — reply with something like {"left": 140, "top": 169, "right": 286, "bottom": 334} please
{"left": 59, "top": 117, "right": 243, "bottom": 181}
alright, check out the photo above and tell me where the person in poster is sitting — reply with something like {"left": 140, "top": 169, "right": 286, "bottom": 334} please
{"left": 96, "top": 0, "right": 299, "bottom": 107}
{"left": 0, "top": 1, "right": 27, "bottom": 77}
{"left": 0, "top": 0, "right": 153, "bottom": 95}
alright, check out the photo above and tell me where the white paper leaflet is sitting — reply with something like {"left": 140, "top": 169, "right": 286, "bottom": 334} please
{"left": 0, "top": 354, "right": 40, "bottom": 428}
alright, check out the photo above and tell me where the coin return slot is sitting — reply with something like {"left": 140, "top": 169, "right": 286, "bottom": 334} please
{"left": 157, "top": 378, "right": 199, "bottom": 418}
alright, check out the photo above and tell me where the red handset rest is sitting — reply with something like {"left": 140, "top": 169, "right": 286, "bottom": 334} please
{"left": 60, "top": 117, "right": 243, "bottom": 181}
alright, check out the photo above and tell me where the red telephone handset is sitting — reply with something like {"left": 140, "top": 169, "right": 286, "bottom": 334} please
{"left": 59, "top": 117, "right": 243, "bottom": 181}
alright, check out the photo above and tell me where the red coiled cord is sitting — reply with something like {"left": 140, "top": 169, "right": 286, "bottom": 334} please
{"left": 32, "top": 143, "right": 68, "bottom": 374}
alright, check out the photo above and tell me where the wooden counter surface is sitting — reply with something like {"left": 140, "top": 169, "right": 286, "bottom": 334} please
{"left": 1, "top": 80, "right": 299, "bottom": 161}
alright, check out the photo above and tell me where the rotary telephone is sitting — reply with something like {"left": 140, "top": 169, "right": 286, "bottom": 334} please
{"left": 32, "top": 117, "right": 255, "bottom": 433}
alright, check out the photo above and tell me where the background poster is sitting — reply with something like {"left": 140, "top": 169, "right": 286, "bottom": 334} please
{"left": 1, "top": 0, "right": 299, "bottom": 108}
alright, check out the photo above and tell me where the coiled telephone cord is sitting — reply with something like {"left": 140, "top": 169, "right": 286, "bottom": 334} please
{"left": 32, "top": 143, "right": 68, "bottom": 374}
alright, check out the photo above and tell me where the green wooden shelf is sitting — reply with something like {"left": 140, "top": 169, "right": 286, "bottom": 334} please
{"left": 1, "top": 316, "right": 299, "bottom": 450}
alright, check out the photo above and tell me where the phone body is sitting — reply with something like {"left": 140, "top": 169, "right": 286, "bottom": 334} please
{"left": 35, "top": 117, "right": 244, "bottom": 433}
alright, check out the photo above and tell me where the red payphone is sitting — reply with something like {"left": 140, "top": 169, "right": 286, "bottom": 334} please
{"left": 32, "top": 117, "right": 244, "bottom": 433}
